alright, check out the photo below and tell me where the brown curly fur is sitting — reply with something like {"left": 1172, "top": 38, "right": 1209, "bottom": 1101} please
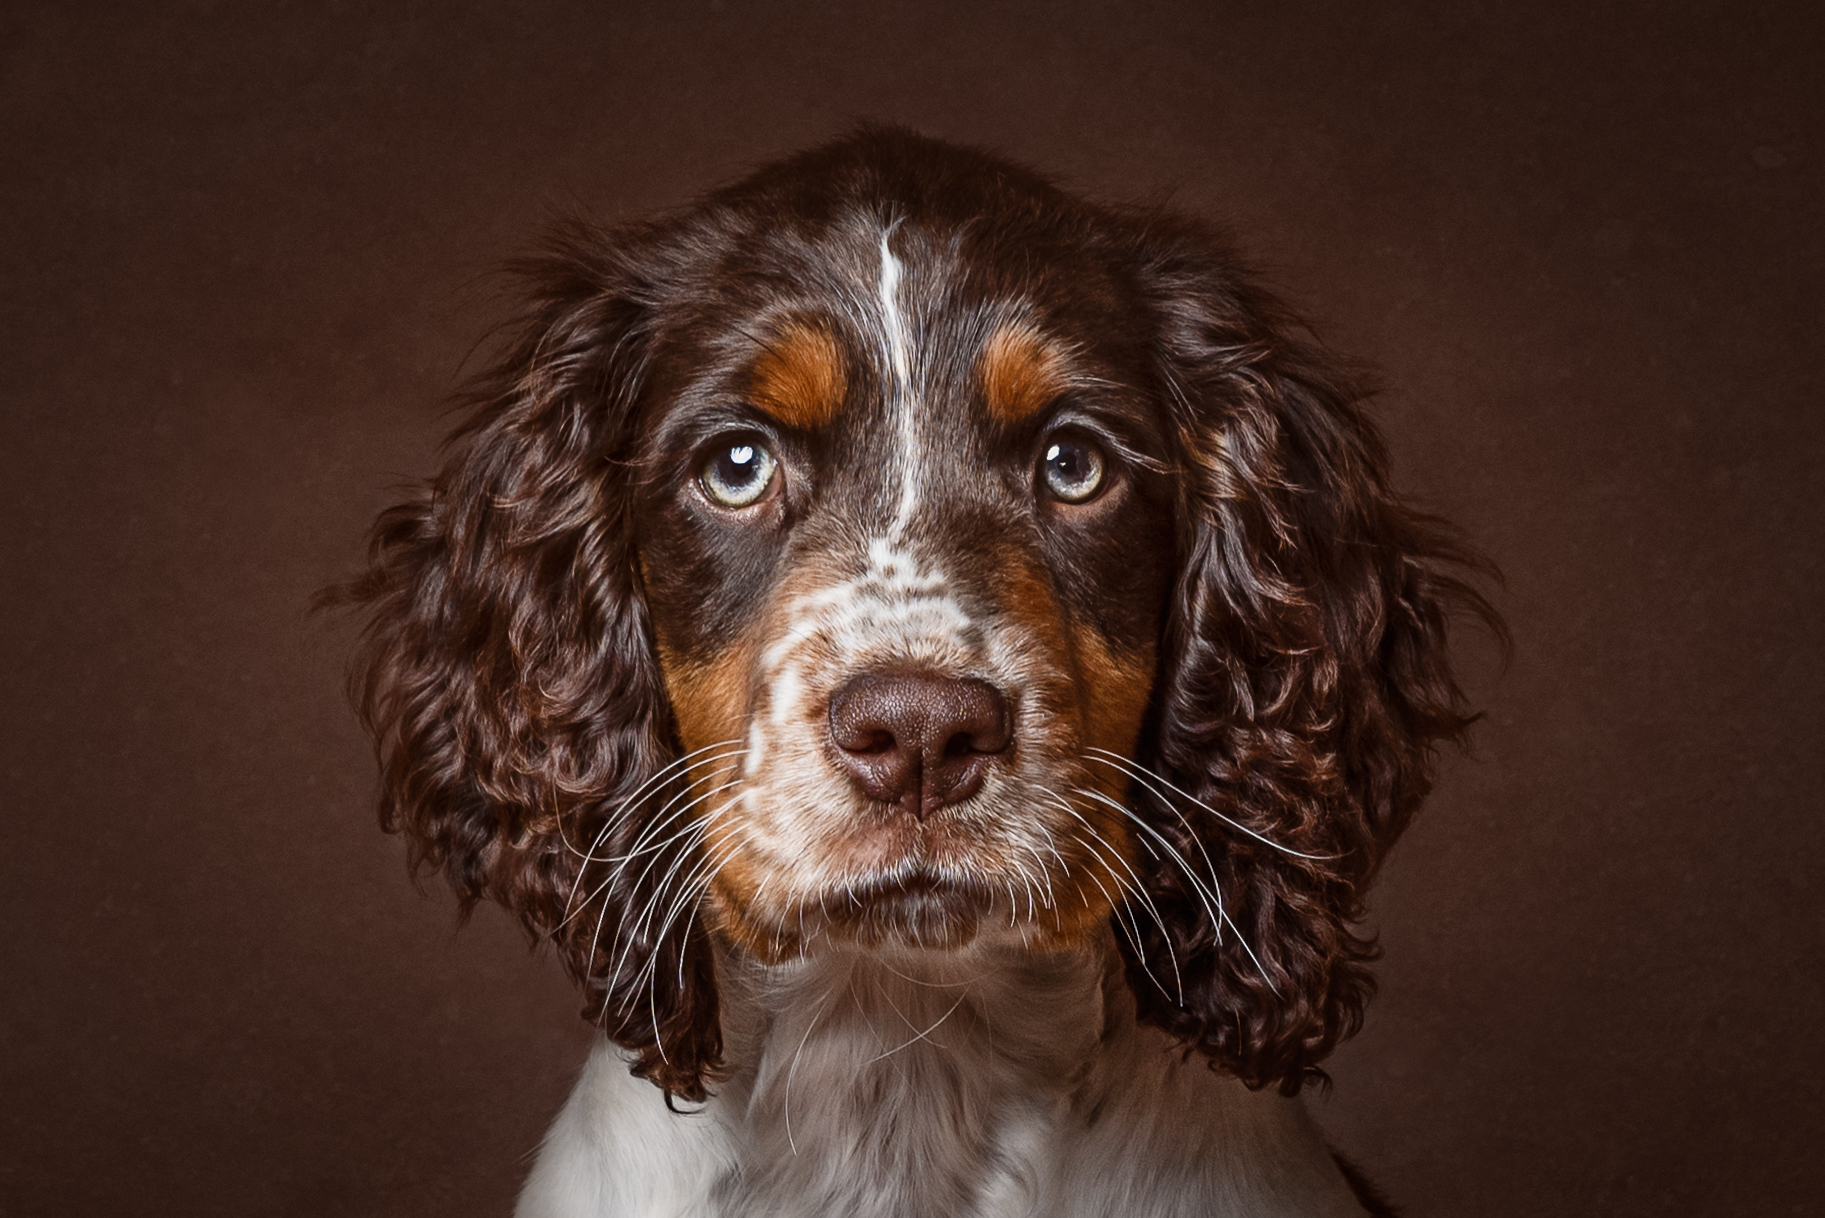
{"left": 330, "top": 128, "right": 1502, "bottom": 1103}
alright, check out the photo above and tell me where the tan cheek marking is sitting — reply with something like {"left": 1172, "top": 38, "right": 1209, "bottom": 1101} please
{"left": 662, "top": 551, "right": 856, "bottom": 965}
{"left": 990, "top": 557, "right": 1149, "bottom": 942}
{"left": 1039, "top": 885, "right": 1125, "bottom": 948}
{"left": 654, "top": 637, "right": 793, "bottom": 958}
{"left": 979, "top": 322, "right": 1072, "bottom": 425}
{"left": 1066, "top": 618, "right": 1156, "bottom": 918}
{"left": 703, "top": 847, "right": 795, "bottom": 962}
{"left": 994, "top": 558, "right": 1077, "bottom": 674}
{"left": 745, "top": 320, "right": 847, "bottom": 430}
{"left": 1071, "top": 622, "right": 1156, "bottom": 770}
{"left": 654, "top": 638, "right": 756, "bottom": 759}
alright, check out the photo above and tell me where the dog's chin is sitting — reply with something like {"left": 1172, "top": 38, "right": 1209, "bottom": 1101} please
{"left": 825, "top": 872, "right": 995, "bottom": 951}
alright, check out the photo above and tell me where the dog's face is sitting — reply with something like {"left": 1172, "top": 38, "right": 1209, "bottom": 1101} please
{"left": 346, "top": 130, "right": 1495, "bottom": 1101}
{"left": 632, "top": 222, "right": 1176, "bottom": 959}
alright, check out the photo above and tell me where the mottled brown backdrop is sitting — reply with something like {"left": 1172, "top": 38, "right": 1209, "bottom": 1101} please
{"left": 3, "top": 2, "right": 1819, "bottom": 1214}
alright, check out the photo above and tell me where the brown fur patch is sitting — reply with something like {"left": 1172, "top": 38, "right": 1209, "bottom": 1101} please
{"left": 982, "top": 554, "right": 1149, "bottom": 944}
{"left": 654, "top": 635, "right": 769, "bottom": 954}
{"left": 654, "top": 639, "right": 754, "bottom": 761}
{"left": 979, "top": 322, "right": 1073, "bottom": 424}
{"left": 702, "top": 836, "right": 783, "bottom": 959}
{"left": 1065, "top": 624, "right": 1154, "bottom": 937}
{"left": 744, "top": 319, "right": 847, "bottom": 429}
{"left": 1070, "top": 623, "right": 1156, "bottom": 776}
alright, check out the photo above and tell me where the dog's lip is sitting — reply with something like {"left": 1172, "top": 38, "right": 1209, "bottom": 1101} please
{"left": 813, "top": 866, "right": 997, "bottom": 949}
{"left": 846, "top": 867, "right": 987, "bottom": 907}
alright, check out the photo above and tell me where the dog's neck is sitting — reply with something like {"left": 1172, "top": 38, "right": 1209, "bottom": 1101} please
{"left": 706, "top": 933, "right": 1121, "bottom": 1218}
{"left": 519, "top": 931, "right": 1366, "bottom": 1217}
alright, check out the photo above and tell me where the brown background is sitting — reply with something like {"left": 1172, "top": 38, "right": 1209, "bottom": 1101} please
{"left": 3, "top": 2, "right": 1820, "bottom": 1214}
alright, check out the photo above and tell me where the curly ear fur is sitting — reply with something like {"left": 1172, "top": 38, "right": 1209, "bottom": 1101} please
{"left": 334, "top": 219, "right": 722, "bottom": 1100}
{"left": 1122, "top": 219, "right": 1504, "bottom": 1095}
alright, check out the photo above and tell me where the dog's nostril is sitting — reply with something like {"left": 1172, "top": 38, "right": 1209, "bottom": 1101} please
{"left": 943, "top": 712, "right": 1011, "bottom": 759}
{"left": 827, "top": 672, "right": 1012, "bottom": 817}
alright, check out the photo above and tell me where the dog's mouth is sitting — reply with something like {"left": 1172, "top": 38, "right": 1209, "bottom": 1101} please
{"left": 699, "top": 713, "right": 1137, "bottom": 961}
{"left": 809, "top": 869, "right": 996, "bottom": 951}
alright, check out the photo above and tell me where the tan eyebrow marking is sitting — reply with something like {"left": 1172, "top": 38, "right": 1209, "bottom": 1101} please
{"left": 979, "top": 322, "right": 1074, "bottom": 425}
{"left": 744, "top": 320, "right": 848, "bottom": 429}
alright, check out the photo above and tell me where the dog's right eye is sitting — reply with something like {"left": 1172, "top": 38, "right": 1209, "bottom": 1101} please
{"left": 700, "top": 440, "right": 779, "bottom": 508}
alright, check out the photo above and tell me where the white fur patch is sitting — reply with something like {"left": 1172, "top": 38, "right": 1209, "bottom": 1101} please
{"left": 517, "top": 937, "right": 1367, "bottom": 1217}
{"left": 515, "top": 1039, "right": 737, "bottom": 1217}
{"left": 876, "top": 231, "right": 921, "bottom": 540}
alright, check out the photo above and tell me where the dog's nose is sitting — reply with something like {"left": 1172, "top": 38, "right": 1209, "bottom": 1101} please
{"left": 827, "top": 672, "right": 1012, "bottom": 817}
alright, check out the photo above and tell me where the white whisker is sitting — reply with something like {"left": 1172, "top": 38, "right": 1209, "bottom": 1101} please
{"left": 559, "top": 745, "right": 746, "bottom": 921}
{"left": 783, "top": 995, "right": 831, "bottom": 1157}
{"left": 1072, "top": 783, "right": 1276, "bottom": 994}
{"left": 559, "top": 740, "right": 746, "bottom": 862}
{"left": 1073, "top": 785, "right": 1226, "bottom": 943}
{"left": 559, "top": 777, "right": 742, "bottom": 931}
{"left": 1042, "top": 789, "right": 1182, "bottom": 1003}
{"left": 1085, "top": 747, "right": 1333, "bottom": 860}
{"left": 866, "top": 991, "right": 969, "bottom": 1064}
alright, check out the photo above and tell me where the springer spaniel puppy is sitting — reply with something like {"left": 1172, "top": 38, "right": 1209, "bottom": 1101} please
{"left": 343, "top": 129, "right": 1496, "bottom": 1217}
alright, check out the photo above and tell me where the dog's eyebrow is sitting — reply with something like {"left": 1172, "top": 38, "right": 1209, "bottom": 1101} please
{"left": 978, "top": 321, "right": 1076, "bottom": 425}
{"left": 740, "top": 319, "right": 848, "bottom": 430}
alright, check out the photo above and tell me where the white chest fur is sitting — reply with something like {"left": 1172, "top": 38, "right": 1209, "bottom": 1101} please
{"left": 516, "top": 939, "right": 1365, "bottom": 1218}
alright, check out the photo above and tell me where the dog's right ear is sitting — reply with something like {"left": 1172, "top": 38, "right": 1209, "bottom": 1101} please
{"left": 329, "top": 219, "right": 724, "bottom": 1100}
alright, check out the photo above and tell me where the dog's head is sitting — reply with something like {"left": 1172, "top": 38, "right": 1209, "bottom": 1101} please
{"left": 345, "top": 130, "right": 1497, "bottom": 1101}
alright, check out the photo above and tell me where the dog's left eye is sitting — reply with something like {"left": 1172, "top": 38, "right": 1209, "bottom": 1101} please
{"left": 1038, "top": 435, "right": 1107, "bottom": 503}
{"left": 700, "top": 440, "right": 779, "bottom": 508}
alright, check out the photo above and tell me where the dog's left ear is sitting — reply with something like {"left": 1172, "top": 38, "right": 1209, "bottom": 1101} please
{"left": 1120, "top": 220, "right": 1504, "bottom": 1094}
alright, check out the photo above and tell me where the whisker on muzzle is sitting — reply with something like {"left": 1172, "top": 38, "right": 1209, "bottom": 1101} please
{"left": 1084, "top": 747, "right": 1334, "bottom": 861}
{"left": 1071, "top": 779, "right": 1281, "bottom": 997}
{"left": 559, "top": 767, "right": 745, "bottom": 932}
{"left": 1038, "top": 787, "right": 1183, "bottom": 1005}
{"left": 559, "top": 739, "right": 747, "bottom": 860}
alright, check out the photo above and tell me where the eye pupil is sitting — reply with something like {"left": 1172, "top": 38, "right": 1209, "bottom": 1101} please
{"left": 1040, "top": 436, "right": 1106, "bottom": 503}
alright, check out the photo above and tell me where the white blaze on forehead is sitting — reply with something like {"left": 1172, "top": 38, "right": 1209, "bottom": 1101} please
{"left": 876, "top": 231, "right": 913, "bottom": 392}
{"left": 876, "top": 231, "right": 922, "bottom": 541}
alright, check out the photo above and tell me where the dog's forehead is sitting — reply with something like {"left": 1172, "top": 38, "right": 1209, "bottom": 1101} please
{"left": 712, "top": 216, "right": 1114, "bottom": 445}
